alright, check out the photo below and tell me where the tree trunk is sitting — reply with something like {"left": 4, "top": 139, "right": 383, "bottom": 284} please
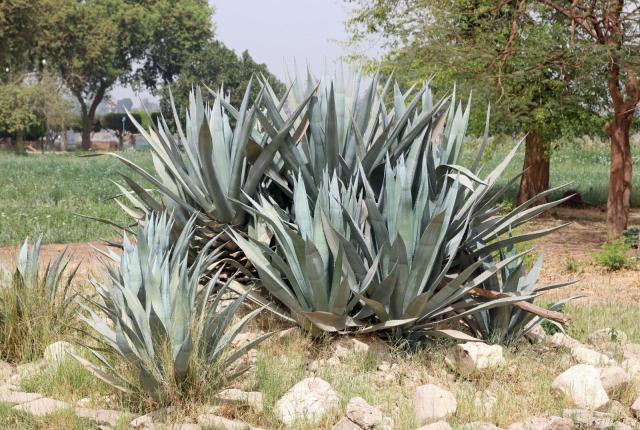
{"left": 517, "top": 131, "right": 550, "bottom": 205}
{"left": 15, "top": 132, "right": 24, "bottom": 155}
{"left": 60, "top": 123, "right": 68, "bottom": 152}
{"left": 80, "top": 116, "right": 92, "bottom": 150}
{"left": 605, "top": 115, "right": 633, "bottom": 237}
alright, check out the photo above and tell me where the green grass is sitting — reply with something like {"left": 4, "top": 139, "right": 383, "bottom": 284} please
{"left": 0, "top": 150, "right": 153, "bottom": 246}
{"left": 0, "top": 139, "right": 639, "bottom": 246}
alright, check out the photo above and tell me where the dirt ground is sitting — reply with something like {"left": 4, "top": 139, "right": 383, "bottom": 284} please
{"left": 0, "top": 207, "right": 638, "bottom": 305}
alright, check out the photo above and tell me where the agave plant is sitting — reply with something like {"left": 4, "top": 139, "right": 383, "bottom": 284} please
{"left": 106, "top": 82, "right": 313, "bottom": 275}
{"left": 75, "top": 213, "right": 270, "bottom": 403}
{"left": 463, "top": 244, "right": 576, "bottom": 344}
{"left": 0, "top": 236, "right": 78, "bottom": 362}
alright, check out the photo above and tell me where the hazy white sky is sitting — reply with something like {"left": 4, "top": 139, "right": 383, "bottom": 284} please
{"left": 113, "top": 0, "right": 355, "bottom": 103}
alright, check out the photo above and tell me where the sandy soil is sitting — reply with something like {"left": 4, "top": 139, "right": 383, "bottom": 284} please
{"left": 0, "top": 207, "right": 638, "bottom": 304}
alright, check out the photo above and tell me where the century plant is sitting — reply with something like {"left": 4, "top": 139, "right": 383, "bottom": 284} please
{"left": 75, "top": 213, "right": 270, "bottom": 403}
{"left": 0, "top": 236, "right": 78, "bottom": 363}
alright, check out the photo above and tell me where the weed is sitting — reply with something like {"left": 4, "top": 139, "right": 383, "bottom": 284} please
{"left": 594, "top": 239, "right": 635, "bottom": 271}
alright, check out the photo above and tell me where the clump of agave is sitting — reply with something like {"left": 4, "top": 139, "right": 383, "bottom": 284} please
{"left": 75, "top": 213, "right": 270, "bottom": 403}
{"left": 0, "top": 236, "right": 78, "bottom": 362}
{"left": 108, "top": 67, "right": 571, "bottom": 344}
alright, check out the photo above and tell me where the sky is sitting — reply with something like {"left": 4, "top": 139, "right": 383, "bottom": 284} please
{"left": 112, "top": 0, "right": 359, "bottom": 104}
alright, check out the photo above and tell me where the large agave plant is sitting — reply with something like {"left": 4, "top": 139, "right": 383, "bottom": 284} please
{"left": 75, "top": 213, "right": 270, "bottom": 403}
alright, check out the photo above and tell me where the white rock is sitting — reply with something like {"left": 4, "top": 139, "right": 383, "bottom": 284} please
{"left": 0, "top": 361, "right": 16, "bottom": 382}
{"left": 598, "top": 366, "right": 632, "bottom": 394}
{"left": 197, "top": 414, "right": 263, "bottom": 430}
{"left": 460, "top": 423, "right": 501, "bottom": 430}
{"left": 562, "top": 409, "right": 615, "bottom": 428}
{"left": 13, "top": 397, "right": 71, "bottom": 416}
{"left": 548, "top": 333, "right": 582, "bottom": 349}
{"left": 571, "top": 346, "right": 616, "bottom": 366}
{"left": 345, "top": 397, "right": 383, "bottom": 429}
{"left": 474, "top": 390, "right": 497, "bottom": 416}
{"left": 332, "top": 417, "right": 361, "bottom": 430}
{"left": 506, "top": 416, "right": 573, "bottom": 430}
{"left": 274, "top": 377, "right": 340, "bottom": 426}
{"left": 623, "top": 343, "right": 640, "bottom": 360}
{"left": 446, "top": 342, "right": 505, "bottom": 375}
{"left": 215, "top": 388, "right": 263, "bottom": 412}
{"left": 524, "top": 325, "right": 546, "bottom": 344}
{"left": 416, "top": 422, "right": 453, "bottom": 430}
{"left": 588, "top": 328, "right": 628, "bottom": 348}
{"left": 412, "top": 384, "right": 457, "bottom": 425}
{"left": 43, "top": 341, "right": 77, "bottom": 364}
{"left": 552, "top": 365, "right": 609, "bottom": 410}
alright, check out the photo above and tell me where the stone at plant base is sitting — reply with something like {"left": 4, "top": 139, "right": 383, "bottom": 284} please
{"left": 14, "top": 397, "right": 72, "bottom": 417}
{"left": 0, "top": 361, "right": 16, "bottom": 382}
{"left": 75, "top": 408, "right": 129, "bottom": 427}
{"left": 445, "top": 342, "right": 505, "bottom": 375}
{"left": 333, "top": 336, "right": 388, "bottom": 360}
{"left": 622, "top": 343, "right": 640, "bottom": 360}
{"left": 524, "top": 325, "right": 546, "bottom": 344}
{"left": 613, "top": 423, "right": 634, "bottom": 430}
{"left": 0, "top": 388, "right": 41, "bottom": 405}
{"left": 552, "top": 364, "right": 609, "bottom": 410}
{"left": 562, "top": 409, "right": 615, "bottom": 428}
{"left": 630, "top": 396, "right": 640, "bottom": 418}
{"left": 416, "top": 422, "right": 453, "bottom": 430}
{"left": 197, "top": 414, "right": 263, "bottom": 430}
{"left": 345, "top": 397, "right": 383, "bottom": 429}
{"left": 16, "top": 360, "right": 47, "bottom": 379}
{"left": 547, "top": 333, "right": 582, "bottom": 349}
{"left": 506, "top": 416, "right": 573, "bottom": 430}
{"left": 588, "top": 328, "right": 628, "bottom": 348}
{"left": 332, "top": 417, "right": 361, "bottom": 430}
{"left": 274, "top": 377, "right": 340, "bottom": 426}
{"left": 606, "top": 400, "right": 630, "bottom": 420}
{"left": 215, "top": 388, "right": 263, "bottom": 412}
{"left": 412, "top": 384, "right": 457, "bottom": 424}
{"left": 622, "top": 358, "right": 640, "bottom": 382}
{"left": 130, "top": 407, "right": 174, "bottom": 428}
{"left": 598, "top": 366, "right": 632, "bottom": 395}
{"left": 571, "top": 346, "right": 616, "bottom": 366}
{"left": 43, "top": 340, "right": 78, "bottom": 364}
{"left": 460, "top": 422, "right": 501, "bottom": 430}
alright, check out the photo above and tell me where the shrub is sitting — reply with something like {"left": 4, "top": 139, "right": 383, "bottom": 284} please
{"left": 0, "top": 237, "right": 78, "bottom": 363}
{"left": 75, "top": 213, "right": 270, "bottom": 404}
{"left": 594, "top": 239, "right": 634, "bottom": 271}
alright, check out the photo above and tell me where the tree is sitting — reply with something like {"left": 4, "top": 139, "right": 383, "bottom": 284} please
{"left": 0, "top": 0, "right": 41, "bottom": 73}
{"left": 159, "top": 41, "right": 285, "bottom": 126}
{"left": 346, "top": 0, "right": 606, "bottom": 206}
{"left": 347, "top": 0, "right": 640, "bottom": 236}
{"left": 0, "top": 77, "right": 40, "bottom": 153}
{"left": 37, "top": 0, "right": 213, "bottom": 150}
{"left": 31, "top": 73, "right": 75, "bottom": 151}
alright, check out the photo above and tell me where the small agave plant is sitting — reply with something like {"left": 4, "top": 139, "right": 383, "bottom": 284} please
{"left": 75, "top": 213, "right": 270, "bottom": 403}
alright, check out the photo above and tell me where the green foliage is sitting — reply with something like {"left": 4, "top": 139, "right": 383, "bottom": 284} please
{"left": 100, "top": 112, "right": 143, "bottom": 133}
{"left": 594, "top": 239, "right": 635, "bottom": 271}
{"left": 0, "top": 236, "right": 78, "bottom": 363}
{"left": 76, "top": 213, "right": 270, "bottom": 404}
{"left": 159, "top": 40, "right": 285, "bottom": 127}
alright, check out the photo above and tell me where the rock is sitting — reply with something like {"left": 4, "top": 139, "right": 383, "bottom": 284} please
{"left": 506, "top": 416, "right": 573, "bottom": 430}
{"left": 332, "top": 417, "right": 361, "bottom": 430}
{"left": 623, "top": 343, "right": 640, "bottom": 360}
{"left": 0, "top": 361, "right": 16, "bottom": 382}
{"left": 562, "top": 409, "right": 615, "bottom": 429}
{"left": 345, "top": 397, "right": 383, "bottom": 429}
{"left": 76, "top": 397, "right": 92, "bottom": 408}
{"left": 460, "top": 422, "right": 501, "bottom": 430}
{"left": 274, "top": 377, "right": 340, "bottom": 426}
{"left": 215, "top": 388, "right": 263, "bottom": 412}
{"left": 445, "top": 342, "right": 505, "bottom": 375}
{"left": 174, "top": 425, "right": 201, "bottom": 430}
{"left": 598, "top": 366, "right": 632, "bottom": 394}
{"left": 416, "top": 422, "right": 453, "bottom": 430}
{"left": 524, "top": 325, "right": 546, "bottom": 344}
{"left": 16, "top": 360, "right": 46, "bottom": 378}
{"left": 548, "top": 333, "right": 582, "bottom": 349}
{"left": 630, "top": 396, "right": 640, "bottom": 418}
{"left": 613, "top": 422, "right": 634, "bottom": 430}
{"left": 552, "top": 365, "right": 609, "bottom": 410}
{"left": 13, "top": 397, "right": 71, "bottom": 417}
{"left": 43, "top": 341, "right": 77, "bottom": 364}
{"left": 412, "top": 384, "right": 457, "bottom": 425}
{"left": 588, "top": 328, "right": 628, "bottom": 349}
{"left": 75, "top": 408, "right": 128, "bottom": 427}
{"left": 0, "top": 388, "right": 41, "bottom": 405}
{"left": 129, "top": 408, "right": 173, "bottom": 429}
{"left": 196, "top": 414, "right": 262, "bottom": 430}
{"left": 606, "top": 400, "right": 630, "bottom": 420}
{"left": 622, "top": 358, "right": 640, "bottom": 382}
{"left": 474, "top": 390, "right": 497, "bottom": 416}
{"left": 571, "top": 346, "right": 615, "bottom": 366}
{"left": 333, "top": 337, "right": 388, "bottom": 361}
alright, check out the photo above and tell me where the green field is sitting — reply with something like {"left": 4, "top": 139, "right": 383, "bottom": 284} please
{"left": 0, "top": 140, "right": 638, "bottom": 246}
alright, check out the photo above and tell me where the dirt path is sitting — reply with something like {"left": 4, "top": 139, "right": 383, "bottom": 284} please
{"left": 1, "top": 208, "right": 639, "bottom": 304}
